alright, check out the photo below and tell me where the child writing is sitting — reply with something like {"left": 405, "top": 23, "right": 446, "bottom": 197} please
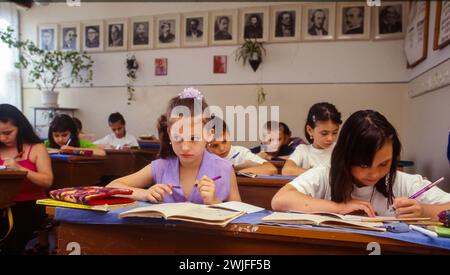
{"left": 108, "top": 88, "right": 241, "bottom": 204}
{"left": 45, "top": 114, "right": 105, "bottom": 156}
{"left": 0, "top": 104, "right": 53, "bottom": 254}
{"left": 272, "top": 110, "right": 450, "bottom": 219}
{"left": 206, "top": 117, "right": 277, "bottom": 176}
{"left": 282, "top": 102, "right": 342, "bottom": 176}
{"left": 94, "top": 112, "right": 138, "bottom": 149}
{"left": 251, "top": 121, "right": 304, "bottom": 161}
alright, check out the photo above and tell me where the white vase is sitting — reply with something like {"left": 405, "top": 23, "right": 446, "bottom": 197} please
{"left": 41, "top": 90, "right": 59, "bottom": 107}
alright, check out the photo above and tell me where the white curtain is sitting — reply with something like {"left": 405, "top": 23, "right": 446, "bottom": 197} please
{"left": 0, "top": 3, "right": 21, "bottom": 109}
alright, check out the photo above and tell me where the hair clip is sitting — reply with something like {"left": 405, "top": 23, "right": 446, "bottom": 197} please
{"left": 178, "top": 87, "right": 203, "bottom": 100}
{"left": 311, "top": 115, "right": 316, "bottom": 123}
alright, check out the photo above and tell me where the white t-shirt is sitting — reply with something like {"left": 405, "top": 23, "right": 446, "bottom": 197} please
{"left": 225, "top": 145, "right": 267, "bottom": 166}
{"left": 94, "top": 132, "right": 139, "bottom": 148}
{"left": 288, "top": 144, "right": 334, "bottom": 169}
{"left": 289, "top": 165, "right": 450, "bottom": 216}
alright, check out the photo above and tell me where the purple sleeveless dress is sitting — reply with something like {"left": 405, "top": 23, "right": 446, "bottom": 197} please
{"left": 150, "top": 150, "right": 232, "bottom": 204}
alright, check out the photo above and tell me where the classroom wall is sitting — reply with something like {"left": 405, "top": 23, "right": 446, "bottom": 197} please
{"left": 402, "top": 1, "right": 450, "bottom": 191}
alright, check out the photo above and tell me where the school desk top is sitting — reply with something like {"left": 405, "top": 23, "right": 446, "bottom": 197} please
{"left": 54, "top": 203, "right": 450, "bottom": 254}
{"left": 50, "top": 153, "right": 106, "bottom": 162}
{"left": 0, "top": 170, "right": 27, "bottom": 208}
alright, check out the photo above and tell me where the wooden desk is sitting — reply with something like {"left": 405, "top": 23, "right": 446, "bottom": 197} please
{"left": 103, "top": 149, "right": 136, "bottom": 177}
{"left": 131, "top": 148, "right": 159, "bottom": 172}
{"left": 56, "top": 221, "right": 450, "bottom": 255}
{"left": 0, "top": 170, "right": 27, "bottom": 208}
{"left": 51, "top": 155, "right": 106, "bottom": 190}
{"left": 237, "top": 176, "right": 292, "bottom": 210}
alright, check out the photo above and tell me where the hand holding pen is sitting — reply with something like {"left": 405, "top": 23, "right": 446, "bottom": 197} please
{"left": 3, "top": 150, "right": 24, "bottom": 170}
{"left": 196, "top": 175, "right": 222, "bottom": 205}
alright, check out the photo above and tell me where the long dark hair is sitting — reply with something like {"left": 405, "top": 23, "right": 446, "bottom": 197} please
{"left": 329, "top": 110, "right": 401, "bottom": 205}
{"left": 0, "top": 104, "right": 41, "bottom": 153}
{"left": 304, "top": 102, "right": 342, "bottom": 144}
{"left": 158, "top": 93, "right": 209, "bottom": 159}
{"left": 48, "top": 114, "right": 80, "bottom": 149}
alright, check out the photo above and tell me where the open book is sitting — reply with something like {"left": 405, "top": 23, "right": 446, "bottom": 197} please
{"left": 288, "top": 210, "right": 431, "bottom": 223}
{"left": 119, "top": 201, "right": 262, "bottom": 227}
{"left": 262, "top": 212, "right": 387, "bottom": 232}
{"left": 37, "top": 198, "right": 137, "bottom": 212}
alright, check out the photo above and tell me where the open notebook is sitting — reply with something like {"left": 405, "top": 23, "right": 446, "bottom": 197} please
{"left": 262, "top": 212, "right": 387, "bottom": 232}
{"left": 288, "top": 210, "right": 431, "bottom": 223}
{"left": 119, "top": 201, "right": 263, "bottom": 227}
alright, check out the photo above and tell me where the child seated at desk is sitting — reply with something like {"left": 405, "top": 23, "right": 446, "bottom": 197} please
{"left": 108, "top": 88, "right": 241, "bottom": 204}
{"left": 272, "top": 110, "right": 450, "bottom": 220}
{"left": 0, "top": 104, "right": 53, "bottom": 255}
{"left": 206, "top": 117, "right": 277, "bottom": 176}
{"left": 45, "top": 114, "right": 105, "bottom": 156}
{"left": 282, "top": 102, "right": 342, "bottom": 176}
{"left": 72, "top": 116, "right": 94, "bottom": 142}
{"left": 94, "top": 112, "right": 138, "bottom": 149}
{"left": 250, "top": 121, "right": 304, "bottom": 161}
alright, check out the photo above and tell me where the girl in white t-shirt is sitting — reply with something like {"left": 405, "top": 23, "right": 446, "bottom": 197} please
{"left": 273, "top": 110, "right": 450, "bottom": 219}
{"left": 282, "top": 102, "right": 342, "bottom": 176}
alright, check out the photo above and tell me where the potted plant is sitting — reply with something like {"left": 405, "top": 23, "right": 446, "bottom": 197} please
{"left": 235, "top": 38, "right": 266, "bottom": 72}
{"left": 125, "top": 54, "right": 139, "bottom": 105}
{"left": 0, "top": 27, "right": 94, "bottom": 107}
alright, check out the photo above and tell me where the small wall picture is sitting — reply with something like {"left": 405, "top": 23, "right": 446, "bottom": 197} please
{"left": 155, "top": 14, "right": 180, "bottom": 48}
{"left": 182, "top": 12, "right": 208, "bottom": 47}
{"left": 38, "top": 24, "right": 58, "bottom": 51}
{"left": 270, "top": 4, "right": 301, "bottom": 43}
{"left": 336, "top": 2, "right": 371, "bottom": 40}
{"left": 130, "top": 17, "right": 153, "bottom": 50}
{"left": 82, "top": 21, "right": 103, "bottom": 52}
{"left": 106, "top": 19, "right": 128, "bottom": 51}
{"left": 302, "top": 3, "right": 336, "bottom": 41}
{"left": 433, "top": 1, "right": 450, "bottom": 50}
{"left": 155, "top": 58, "right": 168, "bottom": 76}
{"left": 60, "top": 23, "right": 80, "bottom": 51}
{"left": 374, "top": 1, "right": 408, "bottom": 40}
{"left": 240, "top": 6, "right": 270, "bottom": 43}
{"left": 209, "top": 9, "right": 238, "bottom": 46}
{"left": 213, "top": 55, "right": 227, "bottom": 74}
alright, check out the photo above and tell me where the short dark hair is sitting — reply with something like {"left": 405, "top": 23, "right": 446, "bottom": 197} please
{"left": 264, "top": 121, "right": 292, "bottom": 137}
{"left": 48, "top": 114, "right": 80, "bottom": 148}
{"left": 72, "top": 117, "right": 82, "bottom": 132}
{"left": 108, "top": 112, "right": 126, "bottom": 125}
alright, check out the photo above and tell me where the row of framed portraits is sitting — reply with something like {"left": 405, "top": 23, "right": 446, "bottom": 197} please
{"left": 37, "top": 2, "right": 412, "bottom": 53}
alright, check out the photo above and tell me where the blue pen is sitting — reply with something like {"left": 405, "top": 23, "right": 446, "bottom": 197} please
{"left": 230, "top": 152, "right": 240, "bottom": 160}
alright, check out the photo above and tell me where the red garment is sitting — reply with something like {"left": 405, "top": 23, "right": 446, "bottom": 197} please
{"left": 0, "top": 145, "right": 46, "bottom": 201}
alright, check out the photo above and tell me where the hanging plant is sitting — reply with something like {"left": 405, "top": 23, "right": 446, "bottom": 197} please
{"left": 235, "top": 38, "right": 266, "bottom": 72}
{"left": 126, "top": 54, "right": 139, "bottom": 105}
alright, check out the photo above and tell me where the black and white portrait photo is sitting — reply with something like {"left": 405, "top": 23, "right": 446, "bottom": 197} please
{"left": 210, "top": 10, "right": 238, "bottom": 46}
{"left": 342, "top": 6, "right": 364, "bottom": 34}
{"left": 214, "top": 16, "right": 232, "bottom": 41}
{"left": 155, "top": 15, "right": 180, "bottom": 48}
{"left": 244, "top": 13, "right": 263, "bottom": 39}
{"left": 84, "top": 25, "right": 100, "bottom": 48}
{"left": 379, "top": 4, "right": 403, "bottom": 34}
{"left": 38, "top": 25, "right": 57, "bottom": 51}
{"left": 159, "top": 20, "right": 176, "bottom": 43}
{"left": 275, "top": 10, "right": 296, "bottom": 37}
{"left": 108, "top": 24, "right": 124, "bottom": 47}
{"left": 186, "top": 17, "right": 203, "bottom": 40}
{"left": 308, "top": 8, "right": 329, "bottom": 36}
{"left": 133, "top": 21, "right": 149, "bottom": 45}
{"left": 62, "top": 27, "right": 77, "bottom": 50}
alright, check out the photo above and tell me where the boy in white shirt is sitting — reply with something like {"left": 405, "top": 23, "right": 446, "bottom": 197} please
{"left": 206, "top": 117, "right": 277, "bottom": 176}
{"left": 94, "top": 112, "right": 138, "bottom": 149}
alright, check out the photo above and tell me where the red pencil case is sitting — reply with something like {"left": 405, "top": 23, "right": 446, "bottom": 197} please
{"left": 49, "top": 186, "right": 134, "bottom": 205}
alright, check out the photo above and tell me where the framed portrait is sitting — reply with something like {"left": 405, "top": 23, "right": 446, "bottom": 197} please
{"left": 404, "top": 1, "right": 430, "bottom": 68}
{"left": 269, "top": 4, "right": 301, "bottom": 43}
{"left": 130, "top": 17, "right": 153, "bottom": 50}
{"left": 301, "top": 3, "right": 336, "bottom": 41}
{"left": 239, "top": 6, "right": 269, "bottom": 43}
{"left": 38, "top": 24, "right": 58, "bottom": 51}
{"left": 209, "top": 9, "right": 238, "bottom": 46}
{"left": 82, "top": 21, "right": 104, "bottom": 52}
{"left": 155, "top": 58, "right": 168, "bottom": 76}
{"left": 336, "top": 2, "right": 371, "bottom": 40}
{"left": 154, "top": 14, "right": 180, "bottom": 49}
{"left": 434, "top": 1, "right": 450, "bottom": 50}
{"left": 374, "top": 1, "right": 408, "bottom": 40}
{"left": 182, "top": 12, "right": 208, "bottom": 47}
{"left": 105, "top": 18, "right": 128, "bottom": 51}
{"left": 59, "top": 22, "right": 80, "bottom": 51}
{"left": 213, "top": 55, "right": 227, "bottom": 74}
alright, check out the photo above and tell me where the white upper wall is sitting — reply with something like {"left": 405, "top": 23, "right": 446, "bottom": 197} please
{"left": 19, "top": 2, "right": 409, "bottom": 87}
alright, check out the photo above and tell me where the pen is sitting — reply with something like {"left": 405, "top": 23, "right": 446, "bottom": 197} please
{"left": 410, "top": 224, "right": 438, "bottom": 238}
{"left": 409, "top": 177, "right": 445, "bottom": 199}
{"left": 230, "top": 152, "right": 240, "bottom": 160}
{"left": 65, "top": 136, "right": 72, "bottom": 146}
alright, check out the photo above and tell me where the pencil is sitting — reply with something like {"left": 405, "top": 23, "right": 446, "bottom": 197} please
{"left": 409, "top": 177, "right": 445, "bottom": 199}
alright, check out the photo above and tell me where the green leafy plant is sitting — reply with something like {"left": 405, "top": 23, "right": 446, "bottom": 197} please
{"left": 126, "top": 54, "right": 139, "bottom": 105}
{"left": 235, "top": 38, "right": 266, "bottom": 71}
{"left": 0, "top": 27, "right": 94, "bottom": 92}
